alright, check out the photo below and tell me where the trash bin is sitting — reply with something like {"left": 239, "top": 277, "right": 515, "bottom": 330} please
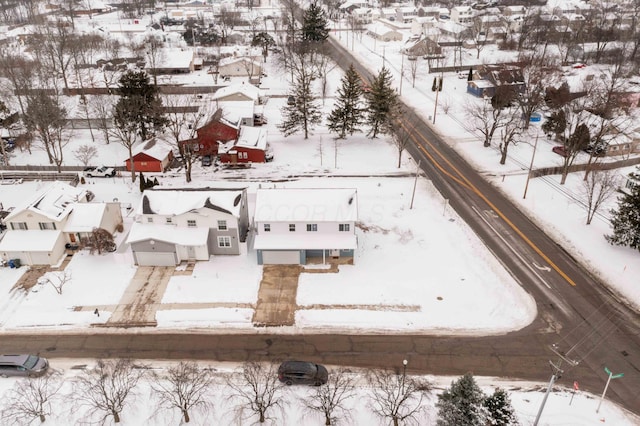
{"left": 12, "top": 258, "right": 20, "bottom": 268}
{"left": 8, "top": 259, "right": 15, "bottom": 268}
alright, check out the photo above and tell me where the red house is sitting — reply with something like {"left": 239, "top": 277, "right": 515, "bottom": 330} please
{"left": 125, "top": 138, "right": 174, "bottom": 172}
{"left": 191, "top": 109, "right": 240, "bottom": 156}
{"left": 218, "top": 126, "right": 273, "bottom": 164}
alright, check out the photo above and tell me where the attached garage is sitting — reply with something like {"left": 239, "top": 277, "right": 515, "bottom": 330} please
{"left": 0, "top": 230, "right": 66, "bottom": 266}
{"left": 260, "top": 250, "right": 300, "bottom": 265}
{"left": 133, "top": 251, "right": 178, "bottom": 266}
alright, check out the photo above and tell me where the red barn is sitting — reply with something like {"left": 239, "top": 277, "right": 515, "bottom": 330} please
{"left": 193, "top": 109, "right": 240, "bottom": 156}
{"left": 125, "top": 138, "right": 174, "bottom": 172}
{"left": 218, "top": 126, "right": 273, "bottom": 164}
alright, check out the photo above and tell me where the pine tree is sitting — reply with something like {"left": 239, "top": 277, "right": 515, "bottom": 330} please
{"left": 279, "top": 71, "right": 322, "bottom": 139}
{"left": 606, "top": 169, "right": 640, "bottom": 251}
{"left": 327, "top": 64, "right": 365, "bottom": 139}
{"left": 139, "top": 172, "right": 146, "bottom": 192}
{"left": 436, "top": 373, "right": 487, "bottom": 426}
{"left": 366, "top": 67, "right": 399, "bottom": 139}
{"left": 114, "top": 70, "right": 166, "bottom": 141}
{"left": 484, "top": 388, "right": 517, "bottom": 426}
{"left": 302, "top": 2, "right": 329, "bottom": 43}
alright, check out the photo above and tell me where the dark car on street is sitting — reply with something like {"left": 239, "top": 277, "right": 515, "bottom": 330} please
{"left": 278, "top": 361, "right": 328, "bottom": 386}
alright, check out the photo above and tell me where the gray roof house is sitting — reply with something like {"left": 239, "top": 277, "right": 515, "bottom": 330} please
{"left": 127, "top": 187, "right": 249, "bottom": 266}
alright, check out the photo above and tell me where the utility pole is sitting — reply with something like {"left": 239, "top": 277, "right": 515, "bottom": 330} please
{"left": 523, "top": 133, "right": 539, "bottom": 199}
{"left": 410, "top": 160, "right": 421, "bottom": 209}
{"left": 399, "top": 53, "right": 405, "bottom": 95}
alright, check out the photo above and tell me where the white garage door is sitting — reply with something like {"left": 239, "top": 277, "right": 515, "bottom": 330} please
{"left": 262, "top": 250, "right": 300, "bottom": 265}
{"left": 134, "top": 251, "right": 177, "bottom": 266}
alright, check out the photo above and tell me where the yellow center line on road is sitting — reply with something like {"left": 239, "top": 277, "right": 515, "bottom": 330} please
{"left": 401, "top": 117, "right": 577, "bottom": 287}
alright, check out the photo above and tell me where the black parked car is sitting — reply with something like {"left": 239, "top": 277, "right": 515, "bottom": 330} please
{"left": 201, "top": 155, "right": 212, "bottom": 167}
{"left": 278, "top": 361, "right": 328, "bottom": 386}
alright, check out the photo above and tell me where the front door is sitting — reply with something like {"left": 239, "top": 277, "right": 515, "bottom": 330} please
{"left": 187, "top": 246, "right": 196, "bottom": 259}
{"left": 330, "top": 249, "right": 340, "bottom": 258}
{"left": 69, "top": 234, "right": 76, "bottom": 243}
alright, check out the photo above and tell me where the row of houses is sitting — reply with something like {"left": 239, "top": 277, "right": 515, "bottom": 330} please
{"left": 0, "top": 184, "right": 358, "bottom": 267}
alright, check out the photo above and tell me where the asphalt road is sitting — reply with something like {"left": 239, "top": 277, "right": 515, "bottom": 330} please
{"left": 2, "top": 36, "right": 639, "bottom": 418}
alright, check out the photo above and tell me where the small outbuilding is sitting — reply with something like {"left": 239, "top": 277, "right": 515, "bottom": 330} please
{"left": 125, "top": 138, "right": 174, "bottom": 173}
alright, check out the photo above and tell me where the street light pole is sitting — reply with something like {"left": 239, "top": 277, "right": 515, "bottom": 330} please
{"left": 402, "top": 359, "right": 408, "bottom": 392}
{"left": 533, "top": 360, "right": 563, "bottom": 426}
{"left": 596, "top": 367, "right": 623, "bottom": 413}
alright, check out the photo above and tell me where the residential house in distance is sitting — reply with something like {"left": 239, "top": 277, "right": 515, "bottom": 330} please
{"left": 146, "top": 48, "right": 195, "bottom": 75}
{"left": 218, "top": 56, "right": 262, "bottom": 78}
{"left": 127, "top": 187, "right": 249, "bottom": 266}
{"left": 63, "top": 202, "right": 123, "bottom": 246}
{"left": 253, "top": 188, "right": 358, "bottom": 265}
{"left": 181, "top": 109, "right": 240, "bottom": 157}
{"left": 466, "top": 64, "right": 525, "bottom": 98}
{"left": 366, "top": 22, "right": 403, "bottom": 42}
{"left": 218, "top": 126, "right": 273, "bottom": 164}
{"left": 0, "top": 182, "right": 92, "bottom": 265}
{"left": 451, "top": 6, "right": 474, "bottom": 25}
{"left": 125, "top": 138, "right": 174, "bottom": 173}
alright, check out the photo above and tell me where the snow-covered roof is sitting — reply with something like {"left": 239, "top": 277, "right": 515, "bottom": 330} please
{"left": 63, "top": 203, "right": 108, "bottom": 233}
{"left": 213, "top": 82, "right": 262, "bottom": 101}
{"left": 136, "top": 188, "right": 246, "bottom": 217}
{"left": 150, "top": 48, "right": 194, "bottom": 69}
{"left": 131, "top": 138, "right": 173, "bottom": 160}
{"left": 253, "top": 233, "right": 357, "bottom": 250}
{"left": 126, "top": 223, "right": 208, "bottom": 245}
{"left": 4, "top": 182, "right": 88, "bottom": 222}
{"left": 0, "top": 230, "right": 61, "bottom": 251}
{"left": 219, "top": 126, "right": 267, "bottom": 154}
{"left": 217, "top": 101, "right": 256, "bottom": 122}
{"left": 254, "top": 188, "right": 358, "bottom": 222}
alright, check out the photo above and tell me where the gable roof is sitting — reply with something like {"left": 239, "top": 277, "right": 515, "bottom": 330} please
{"left": 212, "top": 82, "right": 262, "bottom": 102}
{"left": 127, "top": 223, "right": 208, "bottom": 245}
{"left": 130, "top": 138, "right": 173, "bottom": 161}
{"left": 218, "top": 126, "right": 267, "bottom": 154}
{"left": 0, "top": 230, "right": 62, "bottom": 251}
{"left": 63, "top": 203, "right": 108, "bottom": 233}
{"left": 136, "top": 187, "right": 246, "bottom": 217}
{"left": 4, "top": 181, "right": 89, "bottom": 222}
{"left": 254, "top": 188, "right": 358, "bottom": 222}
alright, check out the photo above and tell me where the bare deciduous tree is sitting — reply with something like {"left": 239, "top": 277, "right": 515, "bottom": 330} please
{"left": 1, "top": 371, "right": 63, "bottom": 423}
{"left": 302, "top": 367, "right": 355, "bottom": 426}
{"left": 367, "top": 367, "right": 432, "bottom": 426}
{"left": 74, "top": 359, "right": 146, "bottom": 424}
{"left": 408, "top": 55, "right": 419, "bottom": 88}
{"left": 150, "top": 361, "right": 215, "bottom": 424}
{"left": 24, "top": 91, "right": 69, "bottom": 171}
{"left": 390, "top": 110, "right": 412, "bottom": 168}
{"left": 44, "top": 270, "right": 72, "bottom": 295}
{"left": 498, "top": 111, "right": 523, "bottom": 165}
{"left": 226, "top": 361, "right": 285, "bottom": 424}
{"left": 465, "top": 99, "right": 507, "bottom": 148}
{"left": 582, "top": 170, "right": 619, "bottom": 225}
{"left": 74, "top": 144, "right": 98, "bottom": 166}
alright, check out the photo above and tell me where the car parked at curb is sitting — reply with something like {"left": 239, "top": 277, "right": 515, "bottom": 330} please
{"left": 0, "top": 354, "right": 49, "bottom": 377}
{"left": 83, "top": 166, "right": 116, "bottom": 177}
{"left": 201, "top": 155, "right": 212, "bottom": 167}
{"left": 278, "top": 361, "right": 328, "bottom": 386}
{"left": 552, "top": 146, "right": 568, "bottom": 157}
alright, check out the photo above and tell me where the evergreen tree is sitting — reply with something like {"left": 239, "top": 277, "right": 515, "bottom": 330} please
{"left": 436, "top": 373, "right": 487, "bottom": 426}
{"left": 302, "top": 2, "right": 329, "bottom": 43}
{"left": 114, "top": 70, "right": 166, "bottom": 141}
{"left": 279, "top": 70, "right": 322, "bottom": 139}
{"left": 327, "top": 64, "right": 365, "bottom": 139}
{"left": 569, "top": 122, "right": 590, "bottom": 151}
{"left": 484, "top": 388, "right": 517, "bottom": 426}
{"left": 366, "top": 67, "right": 399, "bottom": 138}
{"left": 467, "top": 68, "right": 473, "bottom": 81}
{"left": 541, "top": 109, "right": 566, "bottom": 139}
{"left": 606, "top": 168, "right": 640, "bottom": 251}
{"left": 139, "top": 172, "right": 146, "bottom": 192}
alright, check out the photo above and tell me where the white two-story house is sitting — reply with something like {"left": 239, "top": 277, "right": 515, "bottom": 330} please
{"left": 127, "top": 187, "right": 249, "bottom": 266}
{"left": 252, "top": 188, "right": 358, "bottom": 265}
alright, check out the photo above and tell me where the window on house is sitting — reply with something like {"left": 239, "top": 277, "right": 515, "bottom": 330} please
{"left": 166, "top": 217, "right": 172, "bottom": 224}
{"left": 307, "top": 224, "right": 318, "bottom": 232}
{"left": 339, "top": 224, "right": 350, "bottom": 232}
{"left": 218, "top": 220, "right": 227, "bottom": 230}
{"left": 289, "top": 224, "right": 296, "bottom": 232}
{"left": 39, "top": 222, "right": 56, "bottom": 230}
{"left": 11, "top": 222, "right": 28, "bottom": 230}
{"left": 264, "top": 224, "right": 271, "bottom": 232}
{"left": 218, "top": 236, "right": 231, "bottom": 247}
{"left": 147, "top": 217, "right": 153, "bottom": 223}
{"left": 187, "top": 220, "right": 197, "bottom": 228}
